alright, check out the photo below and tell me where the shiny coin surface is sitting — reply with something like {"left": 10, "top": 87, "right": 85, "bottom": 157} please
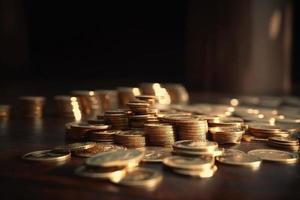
{"left": 75, "top": 165, "right": 126, "bottom": 182}
{"left": 216, "top": 153, "right": 262, "bottom": 169}
{"left": 86, "top": 149, "right": 144, "bottom": 168}
{"left": 54, "top": 142, "right": 96, "bottom": 152}
{"left": 111, "top": 167, "right": 162, "bottom": 188}
{"left": 173, "top": 140, "right": 218, "bottom": 152}
{"left": 172, "top": 165, "right": 217, "bottom": 178}
{"left": 74, "top": 143, "right": 126, "bottom": 158}
{"left": 222, "top": 149, "right": 246, "bottom": 157}
{"left": 141, "top": 147, "right": 172, "bottom": 162}
{"left": 163, "top": 155, "right": 214, "bottom": 170}
{"left": 248, "top": 149, "right": 298, "bottom": 164}
{"left": 22, "top": 150, "right": 71, "bottom": 162}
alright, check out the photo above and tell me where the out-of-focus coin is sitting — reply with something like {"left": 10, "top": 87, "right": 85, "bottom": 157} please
{"left": 111, "top": 167, "right": 162, "bottom": 188}
{"left": 54, "top": 142, "right": 96, "bottom": 152}
{"left": 173, "top": 140, "right": 218, "bottom": 152}
{"left": 141, "top": 147, "right": 172, "bottom": 162}
{"left": 163, "top": 155, "right": 214, "bottom": 171}
{"left": 22, "top": 150, "right": 71, "bottom": 163}
{"left": 86, "top": 149, "right": 144, "bottom": 168}
{"left": 216, "top": 153, "right": 261, "bottom": 169}
{"left": 248, "top": 149, "right": 298, "bottom": 164}
{"left": 74, "top": 143, "right": 126, "bottom": 158}
{"left": 172, "top": 165, "right": 217, "bottom": 178}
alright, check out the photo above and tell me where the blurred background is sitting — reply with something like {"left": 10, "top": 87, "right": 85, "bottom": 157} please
{"left": 0, "top": 0, "right": 298, "bottom": 96}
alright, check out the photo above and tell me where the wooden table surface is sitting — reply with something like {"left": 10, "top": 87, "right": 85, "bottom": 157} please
{"left": 0, "top": 116, "right": 300, "bottom": 200}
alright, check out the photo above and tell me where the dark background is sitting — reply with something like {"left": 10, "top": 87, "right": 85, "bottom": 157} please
{"left": 0, "top": 0, "right": 298, "bottom": 94}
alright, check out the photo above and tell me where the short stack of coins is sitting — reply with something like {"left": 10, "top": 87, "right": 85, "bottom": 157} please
{"left": 163, "top": 155, "right": 217, "bottom": 178}
{"left": 114, "top": 130, "right": 146, "bottom": 148}
{"left": 127, "top": 99, "right": 151, "bottom": 115}
{"left": 247, "top": 123, "right": 290, "bottom": 138}
{"left": 129, "top": 114, "right": 159, "bottom": 129}
{"left": 172, "top": 140, "right": 223, "bottom": 157}
{"left": 267, "top": 137, "right": 300, "bottom": 151}
{"left": 135, "top": 95, "right": 158, "bottom": 107}
{"left": 54, "top": 95, "right": 78, "bottom": 118}
{"left": 144, "top": 123, "right": 175, "bottom": 146}
{"left": 209, "top": 127, "right": 245, "bottom": 144}
{"left": 103, "top": 111, "right": 128, "bottom": 130}
{"left": 117, "top": 87, "right": 141, "bottom": 108}
{"left": 19, "top": 96, "right": 46, "bottom": 118}
{"left": 71, "top": 90, "right": 100, "bottom": 118}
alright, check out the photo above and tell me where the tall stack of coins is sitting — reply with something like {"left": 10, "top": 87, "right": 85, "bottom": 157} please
{"left": 95, "top": 90, "right": 118, "bottom": 113}
{"left": 267, "top": 137, "right": 300, "bottom": 151}
{"left": 19, "top": 96, "right": 46, "bottom": 118}
{"left": 103, "top": 112, "right": 128, "bottom": 130}
{"left": 144, "top": 123, "right": 175, "bottom": 146}
{"left": 117, "top": 87, "right": 141, "bottom": 108}
{"left": 54, "top": 95, "right": 79, "bottom": 118}
{"left": 163, "top": 155, "right": 217, "bottom": 178}
{"left": 114, "top": 130, "right": 146, "bottom": 148}
{"left": 71, "top": 90, "right": 100, "bottom": 118}
{"left": 209, "top": 127, "right": 245, "bottom": 144}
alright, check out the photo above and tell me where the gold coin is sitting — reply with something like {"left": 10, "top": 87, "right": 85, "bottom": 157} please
{"left": 173, "top": 148, "right": 224, "bottom": 157}
{"left": 22, "top": 150, "right": 71, "bottom": 162}
{"left": 163, "top": 155, "right": 214, "bottom": 171}
{"left": 141, "top": 147, "right": 172, "bottom": 162}
{"left": 111, "top": 167, "right": 162, "bottom": 188}
{"left": 248, "top": 149, "right": 298, "bottom": 164}
{"left": 86, "top": 149, "right": 144, "bottom": 168}
{"left": 172, "top": 165, "right": 217, "bottom": 178}
{"left": 222, "top": 149, "right": 246, "bottom": 156}
{"left": 173, "top": 140, "right": 218, "bottom": 152}
{"left": 268, "top": 137, "right": 299, "bottom": 145}
{"left": 216, "top": 153, "right": 261, "bottom": 169}
{"left": 54, "top": 142, "right": 96, "bottom": 152}
{"left": 75, "top": 165, "right": 126, "bottom": 182}
{"left": 74, "top": 143, "right": 126, "bottom": 158}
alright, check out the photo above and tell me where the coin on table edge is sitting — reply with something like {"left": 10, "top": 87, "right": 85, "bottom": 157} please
{"left": 248, "top": 149, "right": 298, "bottom": 163}
{"left": 86, "top": 149, "right": 144, "bottom": 168}
{"left": 54, "top": 142, "right": 96, "bottom": 152}
{"left": 216, "top": 153, "right": 262, "bottom": 169}
{"left": 22, "top": 150, "right": 71, "bottom": 162}
{"left": 75, "top": 165, "right": 126, "bottom": 182}
{"left": 163, "top": 155, "right": 214, "bottom": 171}
{"left": 110, "top": 167, "right": 162, "bottom": 188}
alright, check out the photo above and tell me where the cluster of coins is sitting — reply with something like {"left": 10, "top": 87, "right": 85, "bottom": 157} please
{"left": 19, "top": 96, "right": 45, "bottom": 118}
{"left": 160, "top": 114, "right": 208, "bottom": 141}
{"left": 144, "top": 123, "right": 175, "bottom": 146}
{"left": 129, "top": 114, "right": 159, "bottom": 129}
{"left": 163, "top": 155, "right": 217, "bottom": 178}
{"left": 209, "top": 127, "right": 245, "bottom": 144}
{"left": 267, "top": 137, "right": 300, "bottom": 152}
{"left": 117, "top": 87, "right": 141, "bottom": 107}
{"left": 102, "top": 111, "right": 129, "bottom": 130}
{"left": 247, "top": 123, "right": 289, "bottom": 139}
{"left": 172, "top": 140, "right": 223, "bottom": 157}
{"left": 114, "top": 130, "right": 146, "bottom": 148}
{"left": 75, "top": 149, "right": 162, "bottom": 188}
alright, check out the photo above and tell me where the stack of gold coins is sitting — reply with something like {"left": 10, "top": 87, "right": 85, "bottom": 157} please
{"left": 129, "top": 114, "right": 159, "bottom": 129}
{"left": 65, "top": 122, "right": 109, "bottom": 141}
{"left": 117, "top": 87, "right": 141, "bottom": 108}
{"left": 208, "top": 117, "right": 244, "bottom": 128}
{"left": 88, "top": 130, "right": 117, "bottom": 142}
{"left": 0, "top": 105, "right": 10, "bottom": 118}
{"left": 216, "top": 149, "right": 262, "bottom": 169}
{"left": 19, "top": 96, "right": 46, "bottom": 118}
{"left": 127, "top": 99, "right": 150, "bottom": 115}
{"left": 114, "top": 130, "right": 146, "bottom": 148}
{"left": 95, "top": 90, "right": 118, "bottom": 113}
{"left": 159, "top": 114, "right": 208, "bottom": 141}
{"left": 172, "top": 140, "right": 223, "bottom": 157}
{"left": 75, "top": 149, "right": 144, "bottom": 182}
{"left": 103, "top": 112, "right": 128, "bottom": 130}
{"left": 209, "top": 127, "right": 245, "bottom": 144}
{"left": 163, "top": 155, "right": 217, "bottom": 178}
{"left": 74, "top": 143, "right": 126, "bottom": 158}
{"left": 54, "top": 95, "right": 78, "bottom": 118}
{"left": 267, "top": 137, "right": 300, "bottom": 151}
{"left": 248, "top": 149, "right": 298, "bottom": 164}
{"left": 247, "top": 123, "right": 290, "bottom": 138}
{"left": 71, "top": 90, "right": 100, "bottom": 118}
{"left": 144, "top": 123, "right": 175, "bottom": 146}
{"left": 163, "top": 83, "right": 189, "bottom": 105}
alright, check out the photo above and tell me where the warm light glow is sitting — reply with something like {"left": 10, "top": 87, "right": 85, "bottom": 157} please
{"left": 258, "top": 114, "right": 264, "bottom": 119}
{"left": 132, "top": 88, "right": 141, "bottom": 96}
{"left": 269, "top": 118, "right": 276, "bottom": 125}
{"left": 152, "top": 84, "right": 171, "bottom": 105}
{"left": 71, "top": 97, "right": 82, "bottom": 121}
{"left": 230, "top": 99, "right": 239, "bottom": 106}
{"left": 89, "top": 91, "right": 95, "bottom": 96}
